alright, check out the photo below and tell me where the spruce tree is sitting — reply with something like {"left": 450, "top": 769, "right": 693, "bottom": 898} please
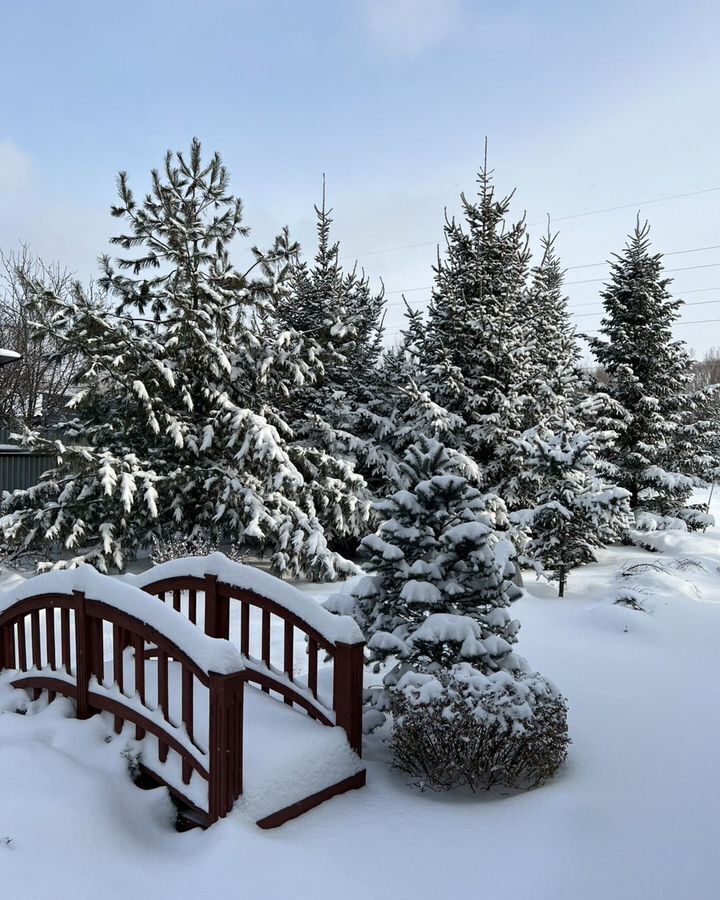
{"left": 271, "top": 184, "right": 385, "bottom": 522}
{"left": 419, "top": 160, "right": 534, "bottom": 508}
{"left": 324, "top": 436, "right": 523, "bottom": 730}
{"left": 1, "top": 140, "right": 358, "bottom": 578}
{"left": 518, "top": 418, "right": 632, "bottom": 596}
{"left": 528, "top": 232, "right": 584, "bottom": 416}
{"left": 346, "top": 303, "right": 467, "bottom": 494}
{"left": 589, "top": 220, "right": 716, "bottom": 526}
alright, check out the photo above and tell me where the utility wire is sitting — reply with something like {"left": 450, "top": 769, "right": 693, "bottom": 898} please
{"left": 380, "top": 260, "right": 720, "bottom": 305}
{"left": 348, "top": 187, "right": 720, "bottom": 259}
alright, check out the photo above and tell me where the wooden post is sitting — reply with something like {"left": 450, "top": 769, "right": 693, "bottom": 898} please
{"left": 74, "top": 590, "right": 91, "bottom": 720}
{"left": 204, "top": 574, "right": 229, "bottom": 640}
{"left": 207, "top": 669, "right": 244, "bottom": 824}
{"left": 332, "top": 641, "right": 364, "bottom": 757}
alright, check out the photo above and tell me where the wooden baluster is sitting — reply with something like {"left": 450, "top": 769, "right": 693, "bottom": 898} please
{"left": 73, "top": 591, "right": 90, "bottom": 720}
{"left": 17, "top": 618, "right": 27, "bottom": 671}
{"left": 308, "top": 638, "right": 318, "bottom": 699}
{"left": 45, "top": 608, "right": 56, "bottom": 670}
{"left": 88, "top": 615, "right": 104, "bottom": 687}
{"left": 240, "top": 600, "right": 249, "bottom": 657}
{"left": 60, "top": 608, "right": 71, "bottom": 675}
{"left": 283, "top": 622, "right": 293, "bottom": 705}
{"left": 173, "top": 589, "right": 181, "bottom": 613}
{"left": 261, "top": 610, "right": 271, "bottom": 694}
{"left": 159, "top": 591, "right": 166, "bottom": 605}
{"left": 30, "top": 610, "right": 41, "bottom": 699}
{"left": 112, "top": 625, "right": 125, "bottom": 734}
{"left": 45, "top": 608, "right": 56, "bottom": 702}
{"left": 181, "top": 667, "right": 193, "bottom": 784}
{"left": 158, "top": 649, "right": 169, "bottom": 762}
{"left": 1, "top": 624, "right": 15, "bottom": 671}
{"left": 188, "top": 589, "right": 197, "bottom": 625}
{"left": 133, "top": 634, "right": 146, "bottom": 740}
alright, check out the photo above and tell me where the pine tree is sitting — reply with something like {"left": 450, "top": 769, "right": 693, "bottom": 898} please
{"left": 589, "top": 220, "right": 717, "bottom": 527}
{"left": 419, "top": 159, "right": 534, "bottom": 508}
{"left": 518, "top": 419, "right": 632, "bottom": 596}
{"left": 1, "top": 140, "right": 358, "bottom": 578}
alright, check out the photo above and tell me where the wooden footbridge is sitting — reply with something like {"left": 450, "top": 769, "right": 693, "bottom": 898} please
{"left": 0, "top": 554, "right": 366, "bottom": 828}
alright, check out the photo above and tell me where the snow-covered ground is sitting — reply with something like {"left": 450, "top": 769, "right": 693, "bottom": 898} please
{"left": 3, "top": 506, "right": 720, "bottom": 899}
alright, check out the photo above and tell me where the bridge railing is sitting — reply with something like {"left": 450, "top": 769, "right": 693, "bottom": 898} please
{"left": 0, "top": 568, "right": 245, "bottom": 825}
{"left": 128, "top": 553, "right": 365, "bottom": 755}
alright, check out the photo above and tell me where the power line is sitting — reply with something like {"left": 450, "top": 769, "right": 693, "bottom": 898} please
{"left": 385, "top": 319, "right": 720, "bottom": 337}
{"left": 348, "top": 186, "right": 720, "bottom": 259}
{"left": 566, "top": 261, "right": 720, "bottom": 286}
{"left": 564, "top": 243, "right": 720, "bottom": 272}
{"left": 380, "top": 260, "right": 720, "bottom": 302}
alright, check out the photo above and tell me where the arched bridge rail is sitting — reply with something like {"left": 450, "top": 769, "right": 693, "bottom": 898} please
{"left": 130, "top": 555, "right": 365, "bottom": 756}
{"left": 0, "top": 572, "right": 245, "bottom": 825}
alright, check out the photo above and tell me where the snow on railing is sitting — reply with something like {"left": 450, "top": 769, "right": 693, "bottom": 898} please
{"left": 126, "top": 553, "right": 364, "bottom": 646}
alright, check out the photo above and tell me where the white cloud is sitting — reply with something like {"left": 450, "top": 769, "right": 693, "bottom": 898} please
{"left": 0, "top": 140, "right": 32, "bottom": 193}
{"left": 362, "top": 0, "right": 461, "bottom": 57}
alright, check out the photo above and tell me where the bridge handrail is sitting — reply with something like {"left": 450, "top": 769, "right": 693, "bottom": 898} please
{"left": 126, "top": 553, "right": 364, "bottom": 647}
{"left": 0, "top": 565, "right": 243, "bottom": 676}
{"left": 129, "top": 554, "right": 364, "bottom": 755}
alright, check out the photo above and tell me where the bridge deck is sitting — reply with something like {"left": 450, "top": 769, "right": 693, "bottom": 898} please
{"left": 98, "top": 656, "right": 365, "bottom": 826}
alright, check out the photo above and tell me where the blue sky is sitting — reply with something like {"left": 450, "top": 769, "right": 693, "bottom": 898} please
{"left": 2, "top": 0, "right": 720, "bottom": 357}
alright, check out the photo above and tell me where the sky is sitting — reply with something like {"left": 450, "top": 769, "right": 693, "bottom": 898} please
{"left": 1, "top": 0, "right": 720, "bottom": 361}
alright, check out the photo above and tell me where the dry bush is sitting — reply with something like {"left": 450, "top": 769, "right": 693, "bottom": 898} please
{"left": 389, "top": 667, "right": 569, "bottom": 792}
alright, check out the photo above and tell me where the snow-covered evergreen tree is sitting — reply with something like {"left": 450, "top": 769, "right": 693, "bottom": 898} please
{"left": 528, "top": 232, "right": 584, "bottom": 416}
{"left": 270, "top": 185, "right": 386, "bottom": 528}
{"left": 325, "top": 436, "right": 570, "bottom": 787}
{"left": 517, "top": 419, "right": 632, "bottom": 596}
{"left": 275, "top": 184, "right": 385, "bottom": 407}
{"left": 345, "top": 303, "right": 466, "bottom": 494}
{"left": 589, "top": 220, "right": 717, "bottom": 527}
{"left": 419, "top": 161, "right": 535, "bottom": 508}
{"left": 325, "top": 436, "right": 523, "bottom": 729}
{"left": 1, "top": 140, "right": 359, "bottom": 578}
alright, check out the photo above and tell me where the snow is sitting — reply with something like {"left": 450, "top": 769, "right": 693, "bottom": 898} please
{"left": 5, "top": 503, "right": 720, "bottom": 897}
{"left": 398, "top": 579, "right": 441, "bottom": 604}
{"left": 126, "top": 553, "right": 364, "bottom": 646}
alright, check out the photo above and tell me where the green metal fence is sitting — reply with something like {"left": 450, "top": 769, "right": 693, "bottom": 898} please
{"left": 0, "top": 429, "right": 57, "bottom": 492}
{"left": 0, "top": 452, "right": 57, "bottom": 492}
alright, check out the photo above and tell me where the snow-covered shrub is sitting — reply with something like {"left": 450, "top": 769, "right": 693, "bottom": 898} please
{"left": 389, "top": 664, "right": 569, "bottom": 791}
{"left": 613, "top": 589, "right": 647, "bottom": 612}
